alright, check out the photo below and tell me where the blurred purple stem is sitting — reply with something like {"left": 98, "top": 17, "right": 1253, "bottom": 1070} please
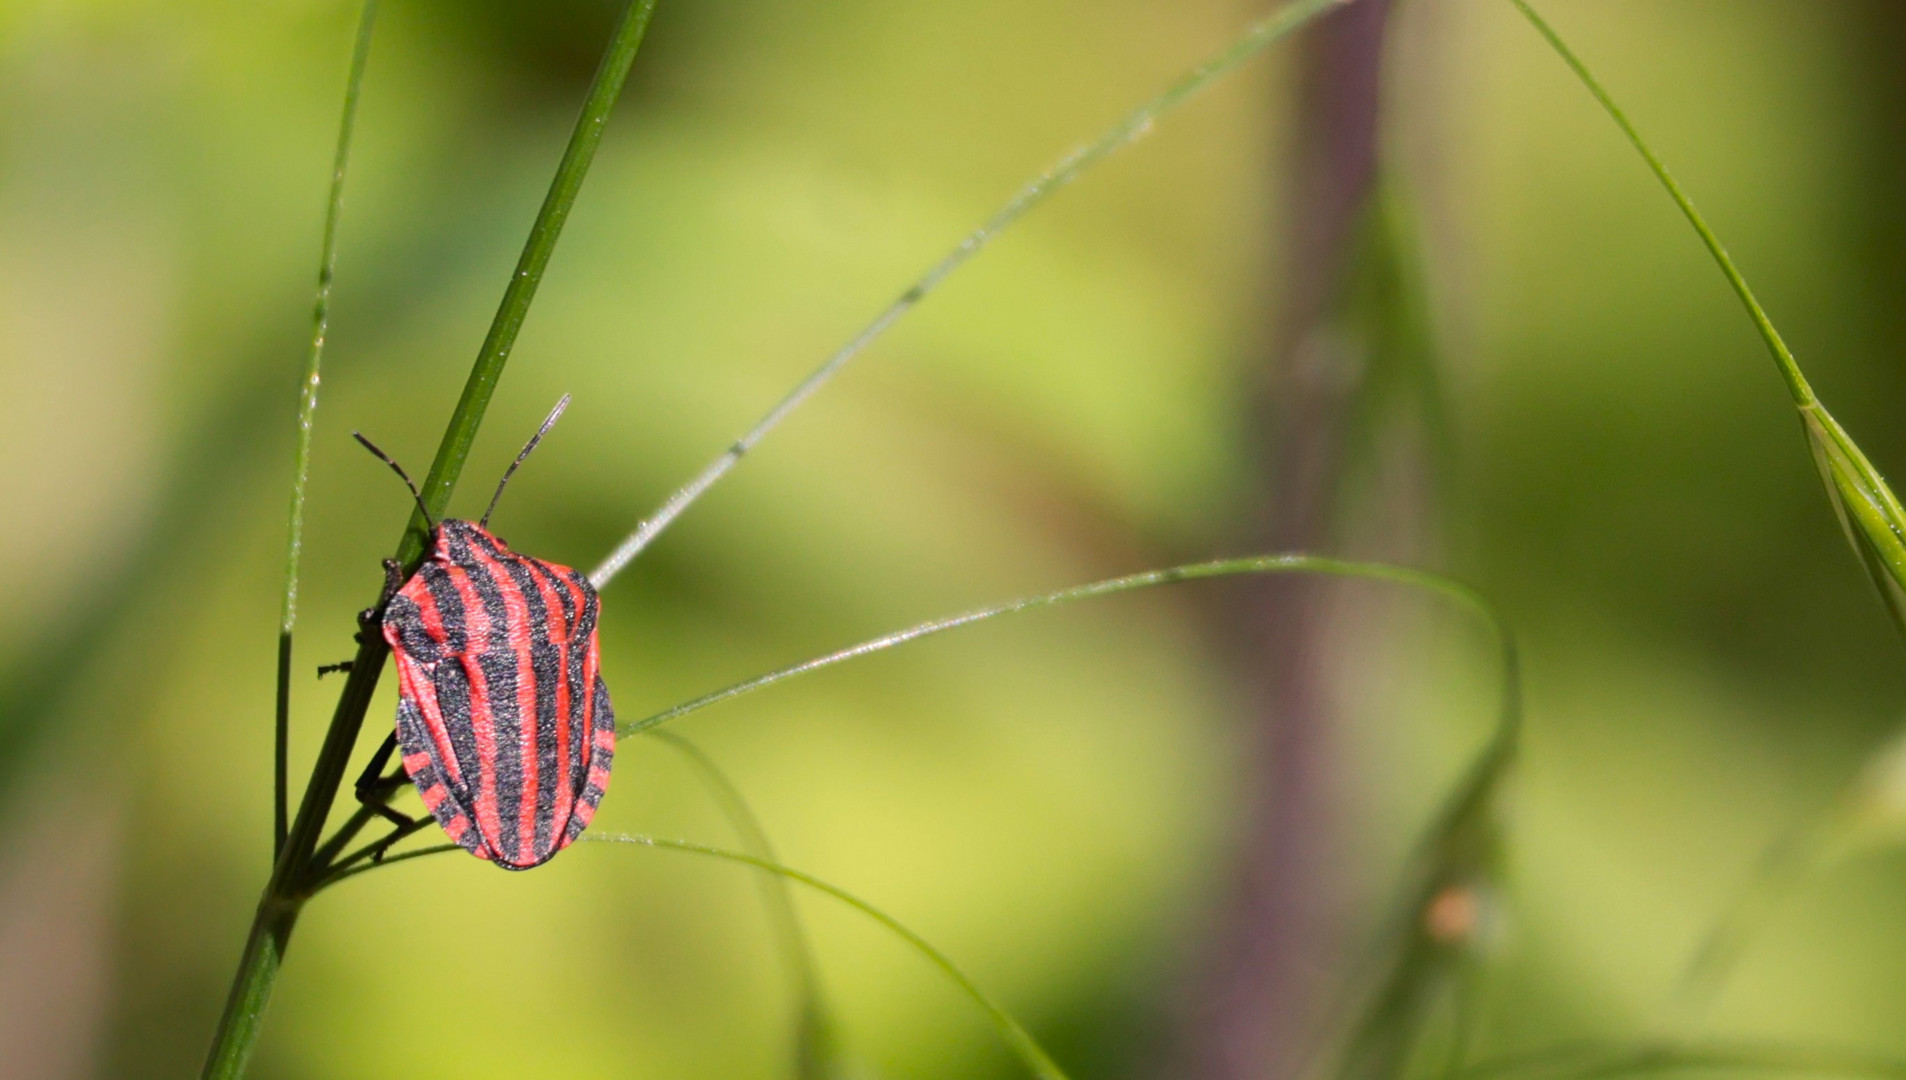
{"left": 1180, "top": 1, "right": 1397, "bottom": 1077}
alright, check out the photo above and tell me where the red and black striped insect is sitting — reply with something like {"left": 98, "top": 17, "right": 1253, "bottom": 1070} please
{"left": 351, "top": 397, "right": 614, "bottom": 870}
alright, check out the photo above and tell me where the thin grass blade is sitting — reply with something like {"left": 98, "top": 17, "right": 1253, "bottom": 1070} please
{"left": 618, "top": 554, "right": 1517, "bottom": 744}
{"left": 1509, "top": 0, "right": 1906, "bottom": 637}
{"left": 319, "top": 832, "right": 1075, "bottom": 1079}
{"left": 587, "top": 0, "right": 1353, "bottom": 586}
{"left": 587, "top": 834, "right": 1073, "bottom": 1080}
{"left": 1460, "top": 1040, "right": 1906, "bottom": 1080}
{"left": 275, "top": 0, "right": 378, "bottom": 859}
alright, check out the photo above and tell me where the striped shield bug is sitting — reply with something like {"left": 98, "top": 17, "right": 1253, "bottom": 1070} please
{"left": 350, "top": 396, "right": 614, "bottom": 870}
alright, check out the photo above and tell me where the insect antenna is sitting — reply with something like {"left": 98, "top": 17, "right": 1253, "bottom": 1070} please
{"left": 480, "top": 393, "right": 571, "bottom": 528}
{"left": 352, "top": 431, "right": 436, "bottom": 531}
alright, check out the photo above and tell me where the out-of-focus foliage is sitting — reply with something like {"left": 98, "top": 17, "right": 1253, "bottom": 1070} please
{"left": 2, "top": 1, "right": 1906, "bottom": 1079}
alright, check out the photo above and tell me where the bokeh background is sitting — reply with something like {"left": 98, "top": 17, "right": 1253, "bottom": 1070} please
{"left": 4, "top": 1, "right": 1906, "bottom": 1077}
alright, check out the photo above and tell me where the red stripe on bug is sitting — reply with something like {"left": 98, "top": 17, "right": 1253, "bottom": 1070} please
{"left": 401, "top": 583, "right": 468, "bottom": 791}
{"left": 444, "top": 562, "right": 507, "bottom": 859}
{"left": 464, "top": 538, "right": 545, "bottom": 866}
{"left": 523, "top": 562, "right": 578, "bottom": 839}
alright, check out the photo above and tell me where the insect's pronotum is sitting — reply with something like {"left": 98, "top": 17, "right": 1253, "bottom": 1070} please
{"left": 351, "top": 395, "right": 613, "bottom": 869}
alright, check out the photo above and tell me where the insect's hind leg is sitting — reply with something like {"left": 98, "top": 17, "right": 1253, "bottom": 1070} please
{"left": 354, "top": 732, "right": 418, "bottom": 862}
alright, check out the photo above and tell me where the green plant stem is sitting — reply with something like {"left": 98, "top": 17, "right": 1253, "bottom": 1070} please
{"left": 587, "top": 0, "right": 1352, "bottom": 586}
{"left": 200, "top": 4, "right": 659, "bottom": 1076}
{"left": 617, "top": 554, "right": 1516, "bottom": 743}
{"left": 1507, "top": 0, "right": 1812, "bottom": 408}
{"left": 277, "top": 0, "right": 378, "bottom": 861}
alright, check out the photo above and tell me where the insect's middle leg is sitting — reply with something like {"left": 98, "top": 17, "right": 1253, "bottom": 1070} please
{"left": 352, "top": 732, "right": 422, "bottom": 864}
{"left": 354, "top": 732, "right": 416, "bottom": 829}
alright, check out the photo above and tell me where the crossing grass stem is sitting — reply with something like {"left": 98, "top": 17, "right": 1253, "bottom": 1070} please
{"left": 200, "top": 3, "right": 659, "bottom": 1075}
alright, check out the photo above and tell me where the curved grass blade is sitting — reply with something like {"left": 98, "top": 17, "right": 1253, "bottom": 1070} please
{"left": 1659, "top": 721, "right": 1906, "bottom": 1030}
{"left": 204, "top": 5, "right": 663, "bottom": 1077}
{"left": 319, "top": 833, "right": 1075, "bottom": 1079}
{"left": 1327, "top": 723, "right": 1514, "bottom": 1080}
{"left": 611, "top": 554, "right": 1521, "bottom": 1080}
{"left": 591, "top": 834, "right": 1072, "bottom": 1080}
{"left": 275, "top": 0, "right": 379, "bottom": 859}
{"left": 1460, "top": 1040, "right": 1906, "bottom": 1080}
{"left": 1508, "top": 0, "right": 1906, "bottom": 638}
{"left": 647, "top": 731, "right": 844, "bottom": 1078}
{"left": 618, "top": 554, "right": 1518, "bottom": 746}
{"left": 587, "top": 0, "right": 1352, "bottom": 587}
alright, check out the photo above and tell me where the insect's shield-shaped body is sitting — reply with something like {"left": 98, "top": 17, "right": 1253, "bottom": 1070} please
{"left": 381, "top": 519, "right": 615, "bottom": 869}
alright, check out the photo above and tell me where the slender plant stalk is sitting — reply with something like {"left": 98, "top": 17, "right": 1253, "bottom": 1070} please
{"left": 276, "top": 0, "right": 379, "bottom": 860}
{"left": 1198, "top": 3, "right": 1404, "bottom": 1072}
{"left": 587, "top": 0, "right": 1352, "bottom": 587}
{"left": 200, "top": 4, "right": 660, "bottom": 1076}
{"left": 1505, "top": 0, "right": 1813, "bottom": 408}
{"left": 321, "top": 552, "right": 1516, "bottom": 885}
{"left": 617, "top": 554, "right": 1515, "bottom": 741}
{"left": 1511, "top": 1, "right": 1906, "bottom": 643}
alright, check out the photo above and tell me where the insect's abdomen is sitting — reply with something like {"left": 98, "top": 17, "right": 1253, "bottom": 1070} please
{"left": 383, "top": 520, "right": 615, "bottom": 869}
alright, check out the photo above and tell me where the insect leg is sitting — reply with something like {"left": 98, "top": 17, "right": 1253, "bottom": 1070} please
{"left": 354, "top": 559, "right": 407, "bottom": 644}
{"left": 317, "top": 660, "right": 354, "bottom": 678}
{"left": 353, "top": 732, "right": 417, "bottom": 833}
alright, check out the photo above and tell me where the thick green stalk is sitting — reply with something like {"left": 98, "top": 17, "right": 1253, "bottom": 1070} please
{"left": 277, "top": 0, "right": 378, "bottom": 859}
{"left": 201, "top": 3, "right": 660, "bottom": 1076}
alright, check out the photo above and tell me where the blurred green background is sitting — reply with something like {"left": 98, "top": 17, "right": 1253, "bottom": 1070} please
{"left": 3, "top": 1, "right": 1906, "bottom": 1077}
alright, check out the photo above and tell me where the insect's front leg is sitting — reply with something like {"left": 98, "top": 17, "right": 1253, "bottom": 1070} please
{"left": 318, "top": 562, "right": 411, "bottom": 678}
{"left": 354, "top": 558, "right": 407, "bottom": 645}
